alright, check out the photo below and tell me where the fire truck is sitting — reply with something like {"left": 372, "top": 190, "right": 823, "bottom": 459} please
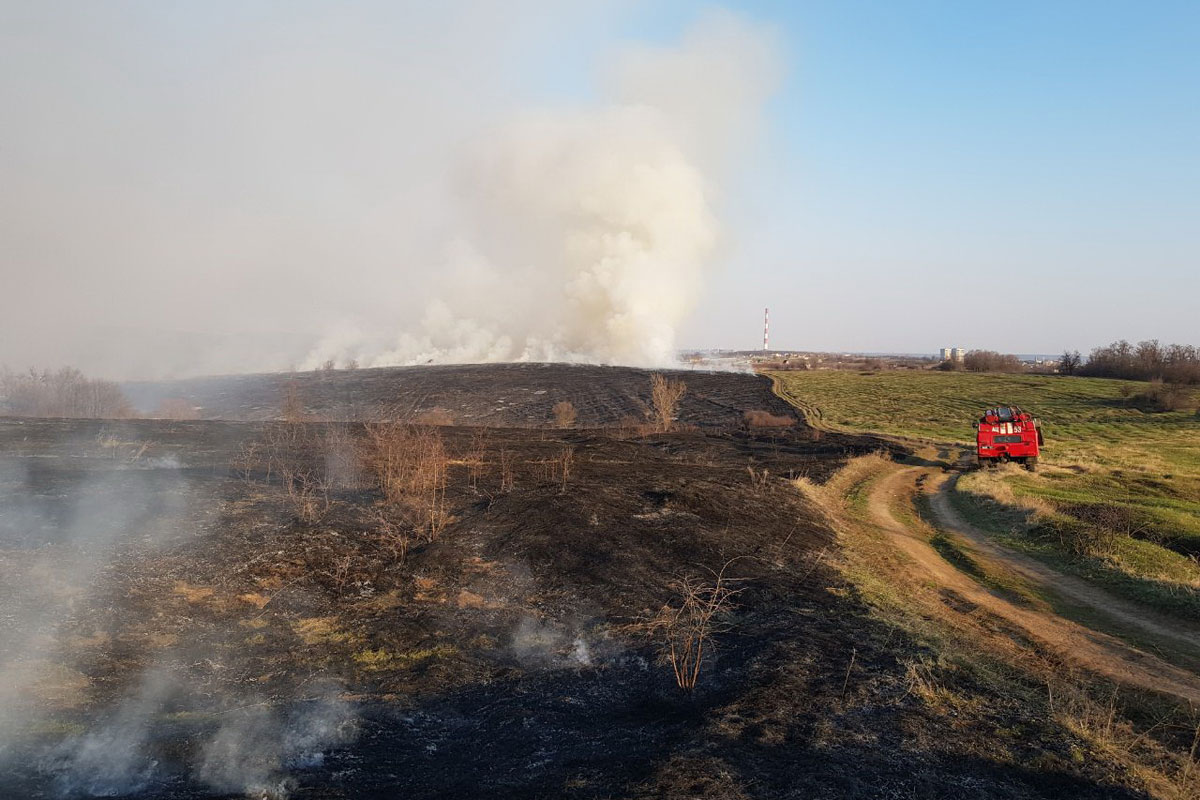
{"left": 975, "top": 406, "right": 1043, "bottom": 470}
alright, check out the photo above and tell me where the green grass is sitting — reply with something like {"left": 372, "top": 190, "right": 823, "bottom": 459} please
{"left": 773, "top": 370, "right": 1200, "bottom": 618}
{"left": 951, "top": 471, "right": 1200, "bottom": 621}
{"left": 772, "top": 370, "right": 1200, "bottom": 472}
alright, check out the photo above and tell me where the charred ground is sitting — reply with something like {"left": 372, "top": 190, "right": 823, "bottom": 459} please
{"left": 121, "top": 363, "right": 802, "bottom": 427}
{"left": 0, "top": 366, "right": 1164, "bottom": 798}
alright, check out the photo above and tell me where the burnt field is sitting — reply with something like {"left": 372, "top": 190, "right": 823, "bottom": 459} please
{"left": 0, "top": 367, "right": 1152, "bottom": 799}
{"left": 121, "top": 363, "right": 802, "bottom": 427}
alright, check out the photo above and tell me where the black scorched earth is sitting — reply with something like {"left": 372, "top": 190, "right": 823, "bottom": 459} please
{"left": 0, "top": 365, "right": 1149, "bottom": 798}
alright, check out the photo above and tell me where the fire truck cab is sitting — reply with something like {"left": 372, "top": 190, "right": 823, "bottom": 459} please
{"left": 975, "top": 406, "right": 1042, "bottom": 470}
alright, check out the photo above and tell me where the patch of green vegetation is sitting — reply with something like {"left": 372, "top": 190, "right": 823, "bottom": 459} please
{"left": 353, "top": 645, "right": 457, "bottom": 671}
{"left": 910, "top": 493, "right": 1047, "bottom": 609}
{"left": 774, "top": 371, "right": 1200, "bottom": 621}
{"left": 947, "top": 478, "right": 1200, "bottom": 622}
{"left": 1007, "top": 469, "right": 1200, "bottom": 558}
{"left": 772, "top": 370, "right": 1199, "bottom": 472}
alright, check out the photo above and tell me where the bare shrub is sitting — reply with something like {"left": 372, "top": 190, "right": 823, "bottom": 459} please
{"left": 743, "top": 410, "right": 794, "bottom": 428}
{"left": 746, "top": 465, "right": 771, "bottom": 490}
{"left": 629, "top": 562, "right": 742, "bottom": 692}
{"left": 649, "top": 373, "right": 686, "bottom": 433}
{"left": 552, "top": 400, "right": 578, "bottom": 428}
{"left": 462, "top": 429, "right": 490, "bottom": 491}
{"left": 499, "top": 449, "right": 515, "bottom": 493}
{"left": 234, "top": 421, "right": 350, "bottom": 523}
{"left": 1128, "top": 379, "right": 1196, "bottom": 412}
{"left": 370, "top": 506, "right": 411, "bottom": 563}
{"left": 554, "top": 445, "right": 575, "bottom": 493}
{"left": 322, "top": 423, "right": 361, "bottom": 489}
{"left": 362, "top": 423, "right": 450, "bottom": 540}
{"left": 280, "top": 382, "right": 307, "bottom": 422}
{"left": 287, "top": 468, "right": 331, "bottom": 523}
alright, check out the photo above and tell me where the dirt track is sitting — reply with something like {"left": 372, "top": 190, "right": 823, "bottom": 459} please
{"left": 868, "top": 465, "right": 1200, "bottom": 704}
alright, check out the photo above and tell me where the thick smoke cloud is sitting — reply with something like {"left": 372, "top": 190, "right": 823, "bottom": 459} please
{"left": 0, "top": 3, "right": 778, "bottom": 378}
{"left": 305, "top": 11, "right": 780, "bottom": 368}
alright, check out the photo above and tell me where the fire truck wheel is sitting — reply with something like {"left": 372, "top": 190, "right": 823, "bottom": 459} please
{"left": 1025, "top": 457, "right": 1038, "bottom": 472}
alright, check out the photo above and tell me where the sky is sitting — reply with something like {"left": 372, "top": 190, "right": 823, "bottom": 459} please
{"left": 1, "top": 1, "right": 1197, "bottom": 377}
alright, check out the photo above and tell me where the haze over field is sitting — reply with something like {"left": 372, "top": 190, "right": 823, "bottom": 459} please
{"left": 2, "top": 3, "right": 778, "bottom": 377}
{"left": 1, "top": 1, "right": 1196, "bottom": 377}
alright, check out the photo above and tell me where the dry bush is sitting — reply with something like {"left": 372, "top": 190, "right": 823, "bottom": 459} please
{"left": 1128, "top": 380, "right": 1196, "bottom": 412}
{"left": 746, "top": 465, "right": 772, "bottom": 490}
{"left": 362, "top": 423, "right": 450, "bottom": 540}
{"left": 743, "top": 409, "right": 794, "bottom": 428}
{"left": 287, "top": 468, "right": 331, "bottom": 523}
{"left": 322, "top": 423, "right": 361, "bottom": 490}
{"left": 629, "top": 562, "right": 742, "bottom": 692}
{"left": 499, "top": 449, "right": 515, "bottom": 493}
{"left": 552, "top": 400, "right": 578, "bottom": 428}
{"left": 234, "top": 421, "right": 356, "bottom": 523}
{"left": 370, "top": 506, "right": 412, "bottom": 564}
{"left": 649, "top": 373, "right": 686, "bottom": 433}
{"left": 280, "top": 382, "right": 307, "bottom": 422}
{"left": 262, "top": 422, "right": 331, "bottom": 522}
{"left": 462, "top": 429, "right": 491, "bottom": 491}
{"left": 554, "top": 445, "right": 575, "bottom": 493}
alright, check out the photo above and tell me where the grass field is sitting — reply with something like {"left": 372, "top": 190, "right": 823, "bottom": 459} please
{"left": 772, "top": 370, "right": 1200, "bottom": 615}
{"left": 772, "top": 370, "right": 1199, "bottom": 471}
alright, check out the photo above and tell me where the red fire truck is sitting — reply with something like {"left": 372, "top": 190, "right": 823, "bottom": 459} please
{"left": 975, "top": 406, "right": 1043, "bottom": 470}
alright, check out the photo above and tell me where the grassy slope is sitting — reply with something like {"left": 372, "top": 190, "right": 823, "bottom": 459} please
{"left": 772, "top": 370, "right": 1200, "bottom": 612}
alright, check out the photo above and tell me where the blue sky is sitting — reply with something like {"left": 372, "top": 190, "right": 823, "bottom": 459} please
{"left": 624, "top": 1, "right": 1199, "bottom": 353}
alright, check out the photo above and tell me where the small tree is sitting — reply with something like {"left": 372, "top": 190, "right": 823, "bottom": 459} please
{"left": 552, "top": 400, "right": 577, "bottom": 428}
{"left": 649, "top": 374, "right": 686, "bottom": 433}
{"left": 1060, "top": 350, "right": 1082, "bottom": 375}
{"left": 630, "top": 562, "right": 741, "bottom": 692}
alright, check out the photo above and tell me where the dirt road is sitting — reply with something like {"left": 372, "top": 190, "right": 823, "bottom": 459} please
{"left": 869, "top": 464, "right": 1200, "bottom": 703}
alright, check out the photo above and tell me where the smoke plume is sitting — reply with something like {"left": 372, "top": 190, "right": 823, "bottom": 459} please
{"left": 0, "top": 5, "right": 778, "bottom": 378}
{"left": 306, "top": 11, "right": 780, "bottom": 369}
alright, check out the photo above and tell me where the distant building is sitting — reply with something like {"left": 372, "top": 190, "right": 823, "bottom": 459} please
{"left": 939, "top": 347, "right": 966, "bottom": 363}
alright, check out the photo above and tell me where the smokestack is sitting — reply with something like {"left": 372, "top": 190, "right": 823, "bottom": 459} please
{"left": 763, "top": 307, "right": 769, "bottom": 351}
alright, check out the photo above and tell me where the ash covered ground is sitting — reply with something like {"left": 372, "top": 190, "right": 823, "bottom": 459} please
{"left": 0, "top": 366, "right": 1145, "bottom": 798}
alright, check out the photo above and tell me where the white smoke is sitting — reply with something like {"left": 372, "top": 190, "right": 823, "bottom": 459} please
{"left": 305, "top": 10, "right": 780, "bottom": 369}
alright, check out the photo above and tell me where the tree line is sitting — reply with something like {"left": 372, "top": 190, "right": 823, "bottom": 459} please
{"left": 0, "top": 367, "right": 134, "bottom": 418}
{"left": 1063, "top": 340, "right": 1200, "bottom": 384}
